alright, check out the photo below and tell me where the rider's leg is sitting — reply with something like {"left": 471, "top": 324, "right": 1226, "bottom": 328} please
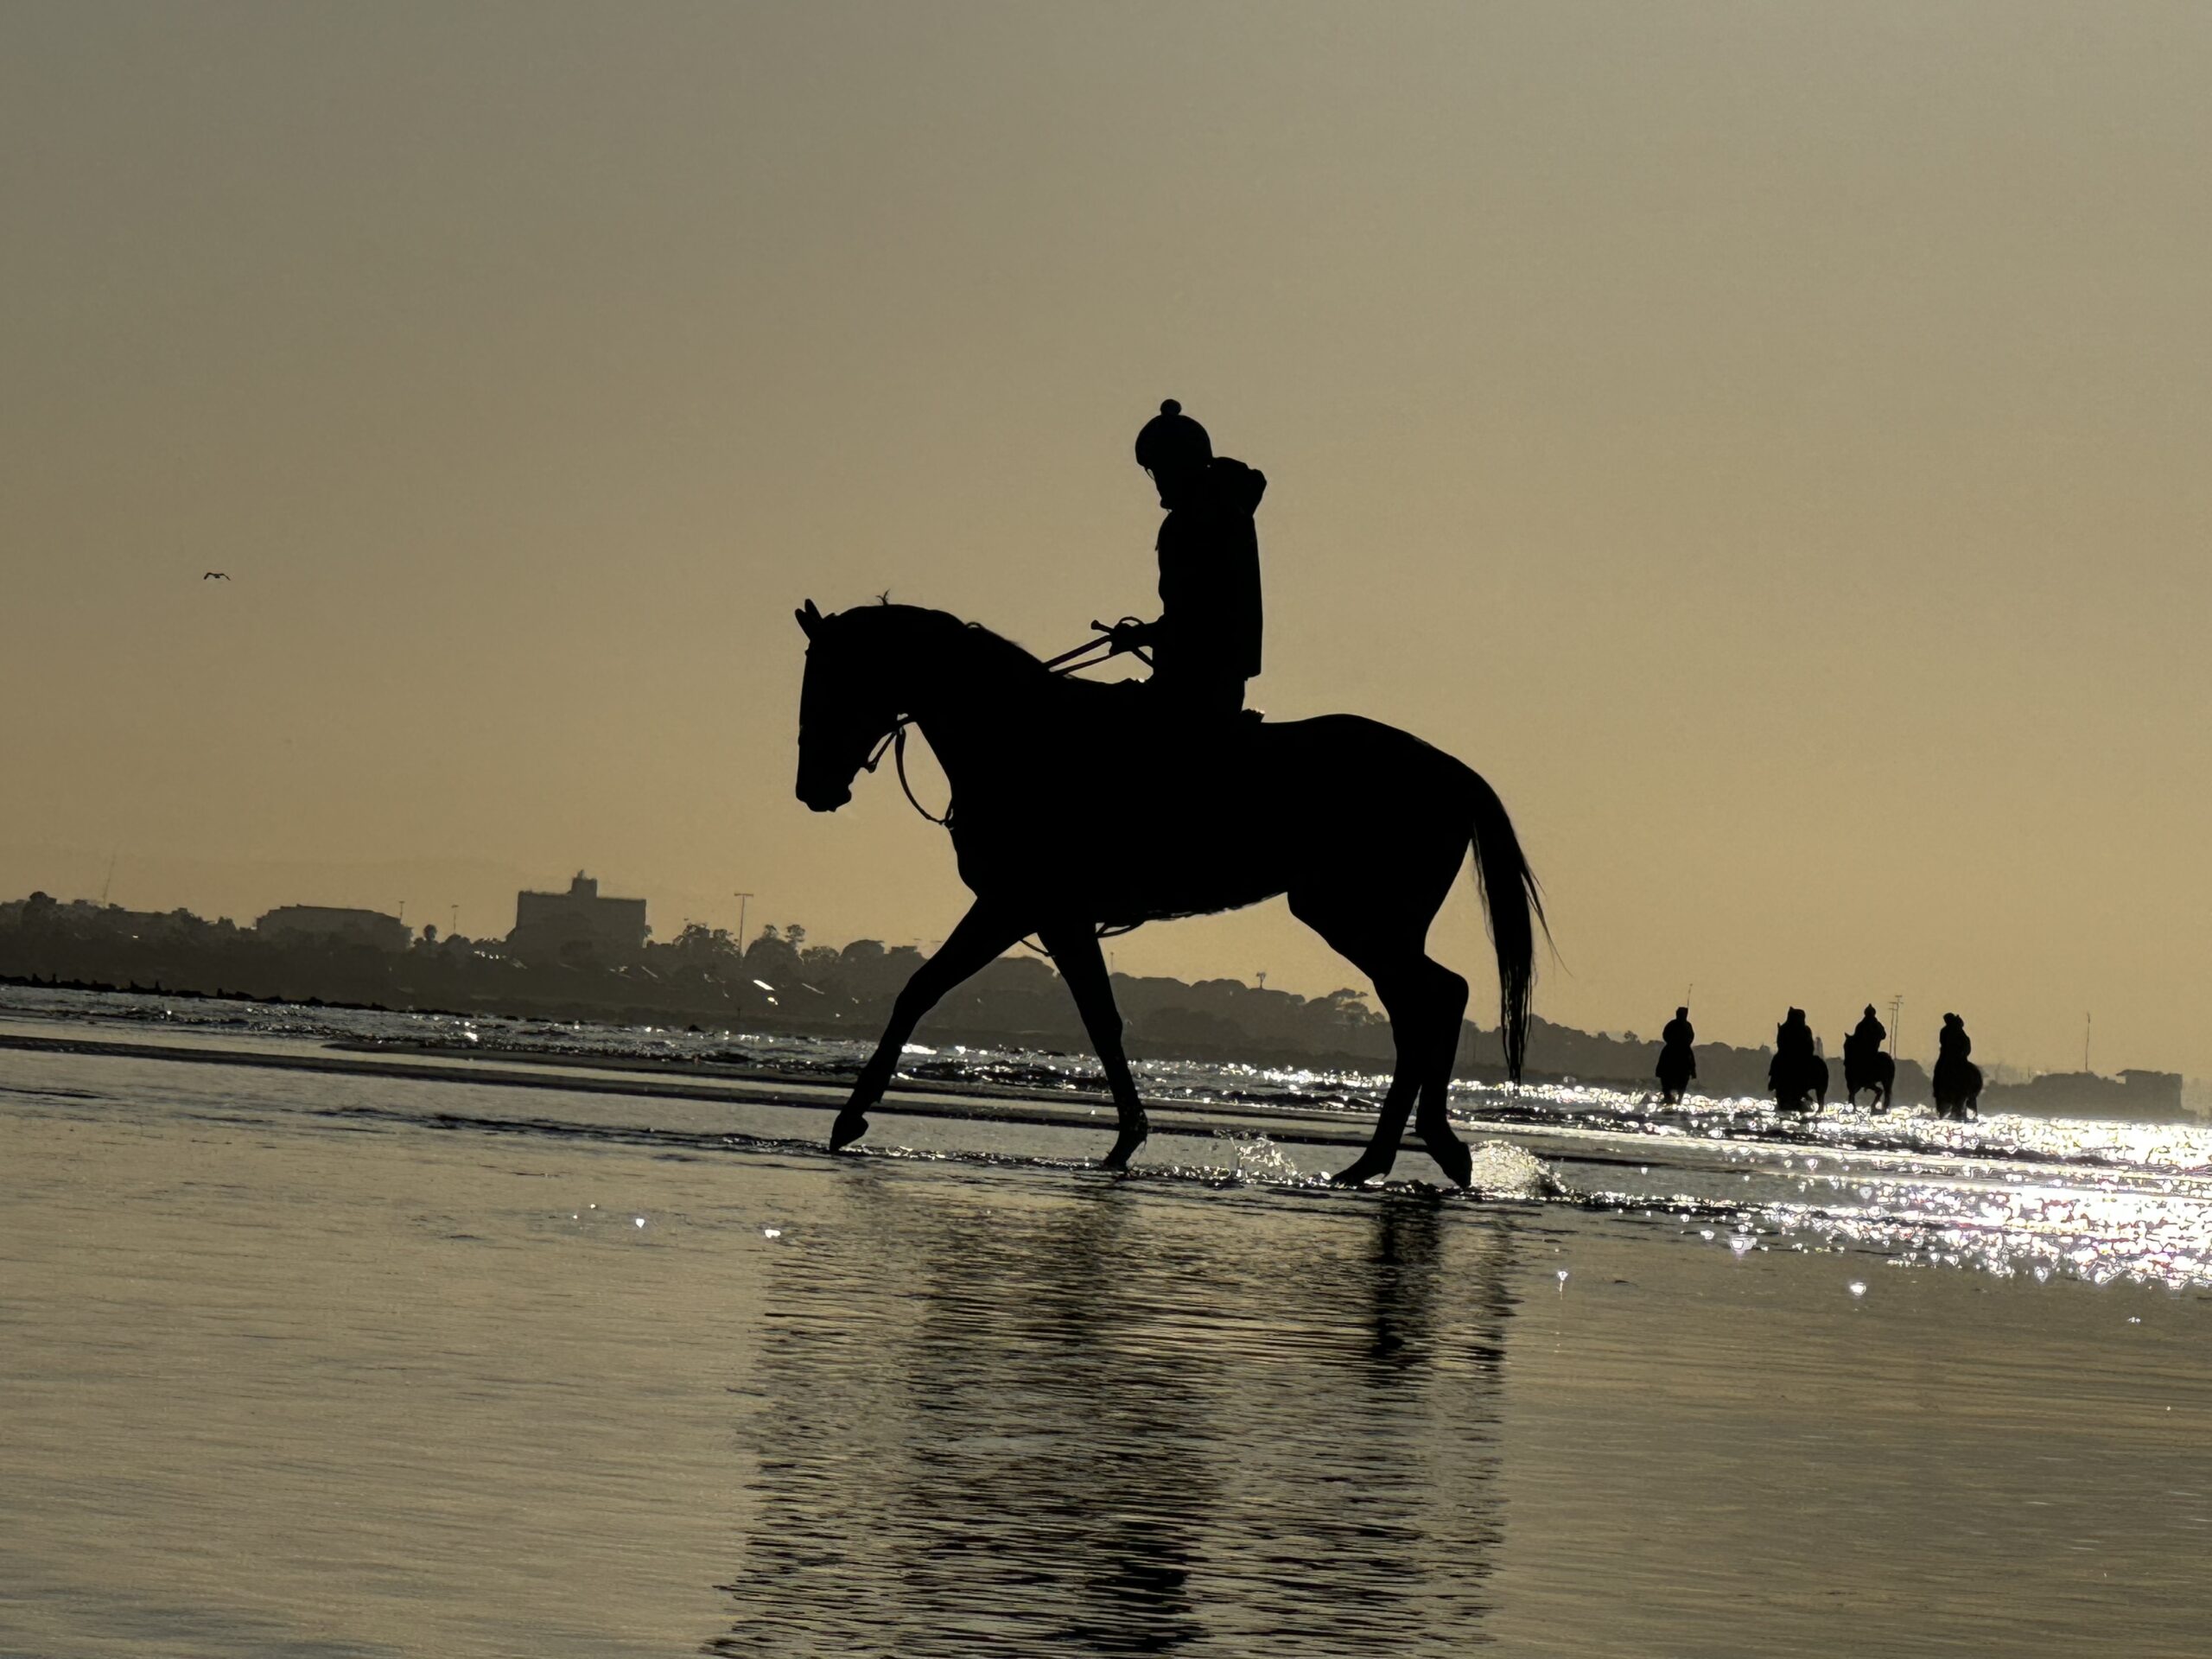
{"left": 1037, "top": 920, "right": 1148, "bottom": 1171}
{"left": 833, "top": 899, "right": 1029, "bottom": 1149}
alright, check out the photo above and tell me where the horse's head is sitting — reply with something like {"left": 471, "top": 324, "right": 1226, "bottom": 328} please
{"left": 797, "top": 600, "right": 1035, "bottom": 811}
{"left": 793, "top": 600, "right": 902, "bottom": 811}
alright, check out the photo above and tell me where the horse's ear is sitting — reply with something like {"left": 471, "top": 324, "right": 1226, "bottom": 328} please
{"left": 796, "top": 599, "right": 821, "bottom": 638}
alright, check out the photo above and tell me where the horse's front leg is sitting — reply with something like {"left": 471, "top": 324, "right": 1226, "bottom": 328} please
{"left": 832, "top": 900, "right": 1028, "bottom": 1151}
{"left": 1037, "top": 920, "right": 1148, "bottom": 1171}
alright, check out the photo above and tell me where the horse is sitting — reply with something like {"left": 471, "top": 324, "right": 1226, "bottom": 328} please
{"left": 1932, "top": 1054, "right": 1982, "bottom": 1121}
{"left": 793, "top": 600, "right": 1545, "bottom": 1187}
{"left": 1770, "top": 1050, "right": 1830, "bottom": 1115}
{"left": 1842, "top": 1045, "right": 1896, "bottom": 1111}
{"left": 1654, "top": 1043, "right": 1695, "bottom": 1106}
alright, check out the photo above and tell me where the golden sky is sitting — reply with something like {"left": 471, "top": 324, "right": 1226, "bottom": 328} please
{"left": 5, "top": 3, "right": 2209, "bottom": 1074}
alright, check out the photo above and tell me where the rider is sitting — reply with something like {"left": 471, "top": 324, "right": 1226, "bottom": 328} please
{"left": 1110, "top": 399, "right": 1266, "bottom": 718}
{"left": 1938, "top": 1013, "right": 1971, "bottom": 1063}
{"left": 1846, "top": 1003, "right": 1886, "bottom": 1062}
{"left": 1662, "top": 1006, "right": 1695, "bottom": 1051}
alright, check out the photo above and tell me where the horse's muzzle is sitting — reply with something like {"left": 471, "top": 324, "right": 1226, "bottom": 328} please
{"left": 798, "top": 781, "right": 852, "bottom": 812}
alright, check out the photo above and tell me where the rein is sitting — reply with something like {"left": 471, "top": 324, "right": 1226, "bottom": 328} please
{"left": 863, "top": 723, "right": 950, "bottom": 829}
{"left": 1040, "top": 619, "right": 1151, "bottom": 676}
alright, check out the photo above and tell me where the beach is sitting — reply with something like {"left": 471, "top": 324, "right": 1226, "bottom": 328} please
{"left": 3, "top": 1001, "right": 2208, "bottom": 1656}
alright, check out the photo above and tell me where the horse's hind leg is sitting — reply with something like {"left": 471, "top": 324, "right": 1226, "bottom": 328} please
{"left": 1330, "top": 976, "right": 1429, "bottom": 1187}
{"left": 1038, "top": 920, "right": 1148, "bottom": 1171}
{"left": 1290, "top": 903, "right": 1451, "bottom": 1186}
{"left": 1413, "top": 963, "right": 1473, "bottom": 1188}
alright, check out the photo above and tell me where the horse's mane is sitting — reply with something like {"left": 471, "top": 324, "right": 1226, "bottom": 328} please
{"left": 851, "top": 602, "right": 1099, "bottom": 699}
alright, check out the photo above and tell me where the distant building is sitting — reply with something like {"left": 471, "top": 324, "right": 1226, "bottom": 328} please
{"left": 2119, "top": 1069, "right": 2186, "bottom": 1113}
{"left": 255, "top": 905, "right": 410, "bottom": 952}
{"left": 1984, "top": 1067, "right": 2187, "bottom": 1123}
{"left": 509, "top": 872, "right": 648, "bottom": 962}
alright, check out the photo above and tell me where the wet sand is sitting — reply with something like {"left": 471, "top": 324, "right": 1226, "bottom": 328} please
{"left": 2, "top": 1039, "right": 2207, "bottom": 1656}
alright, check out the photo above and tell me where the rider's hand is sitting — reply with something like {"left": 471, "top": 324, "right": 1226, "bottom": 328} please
{"left": 1106, "top": 619, "right": 1153, "bottom": 653}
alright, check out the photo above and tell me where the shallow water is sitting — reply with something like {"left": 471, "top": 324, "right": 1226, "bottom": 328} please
{"left": 3, "top": 999, "right": 2210, "bottom": 1655}
{"left": 7, "top": 987, "right": 2211, "bottom": 1292}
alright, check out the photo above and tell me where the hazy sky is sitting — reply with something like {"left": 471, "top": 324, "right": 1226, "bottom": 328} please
{"left": 6, "top": 3, "right": 2209, "bottom": 1074}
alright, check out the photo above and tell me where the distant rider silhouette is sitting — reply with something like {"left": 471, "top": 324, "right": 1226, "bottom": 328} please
{"left": 1938, "top": 1013, "right": 1971, "bottom": 1065}
{"left": 1933, "top": 1012, "right": 1981, "bottom": 1119}
{"left": 1109, "top": 399, "right": 1265, "bottom": 717}
{"left": 1656, "top": 1005, "right": 1697, "bottom": 1103}
{"left": 1846, "top": 1003, "right": 1886, "bottom": 1061}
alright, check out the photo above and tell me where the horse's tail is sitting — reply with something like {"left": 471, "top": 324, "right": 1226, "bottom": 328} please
{"left": 1465, "top": 768, "right": 1546, "bottom": 1083}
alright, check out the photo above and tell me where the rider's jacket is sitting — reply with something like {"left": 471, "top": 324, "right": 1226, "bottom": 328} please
{"left": 1848, "top": 1017, "right": 1885, "bottom": 1056}
{"left": 1662, "top": 1018, "right": 1694, "bottom": 1050}
{"left": 1153, "top": 456, "right": 1265, "bottom": 692}
{"left": 1938, "top": 1025, "right": 1972, "bottom": 1063}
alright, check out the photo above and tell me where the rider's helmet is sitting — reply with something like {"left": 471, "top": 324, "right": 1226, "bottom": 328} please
{"left": 1135, "top": 398, "right": 1212, "bottom": 474}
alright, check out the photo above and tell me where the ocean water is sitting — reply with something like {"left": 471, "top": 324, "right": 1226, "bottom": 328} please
{"left": 3, "top": 988, "right": 2209, "bottom": 1656}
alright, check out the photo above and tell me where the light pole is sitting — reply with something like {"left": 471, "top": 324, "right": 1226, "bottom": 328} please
{"left": 733, "top": 892, "right": 754, "bottom": 954}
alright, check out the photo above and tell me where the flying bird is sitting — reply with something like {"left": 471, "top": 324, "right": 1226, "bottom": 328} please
{"left": 202, "top": 571, "right": 229, "bottom": 581}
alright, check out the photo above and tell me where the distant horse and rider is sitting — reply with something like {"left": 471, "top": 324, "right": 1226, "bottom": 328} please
{"left": 1767, "top": 1007, "right": 1830, "bottom": 1114}
{"left": 1654, "top": 1006, "right": 1697, "bottom": 1104}
{"left": 1842, "top": 1003, "right": 1896, "bottom": 1110}
{"left": 1932, "top": 1013, "right": 1982, "bottom": 1120}
{"left": 794, "top": 400, "right": 1545, "bottom": 1187}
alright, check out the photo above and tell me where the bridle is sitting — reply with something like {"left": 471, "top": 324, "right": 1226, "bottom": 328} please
{"left": 860, "top": 721, "right": 950, "bottom": 828}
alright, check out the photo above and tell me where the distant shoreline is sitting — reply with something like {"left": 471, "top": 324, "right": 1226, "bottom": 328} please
{"left": 4, "top": 974, "right": 2201, "bottom": 1125}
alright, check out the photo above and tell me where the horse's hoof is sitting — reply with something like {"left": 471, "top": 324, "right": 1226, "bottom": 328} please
{"left": 1331, "top": 1152, "right": 1395, "bottom": 1187}
{"left": 1425, "top": 1136, "right": 1474, "bottom": 1190}
{"left": 1101, "top": 1117, "right": 1148, "bottom": 1171}
{"left": 829, "top": 1111, "right": 870, "bottom": 1151}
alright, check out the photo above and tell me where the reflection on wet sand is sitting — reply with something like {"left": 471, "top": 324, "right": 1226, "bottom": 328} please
{"left": 714, "top": 1179, "right": 1517, "bottom": 1656}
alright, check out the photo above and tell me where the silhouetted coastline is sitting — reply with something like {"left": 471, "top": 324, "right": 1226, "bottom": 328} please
{"left": 0, "top": 891, "right": 2188, "bottom": 1119}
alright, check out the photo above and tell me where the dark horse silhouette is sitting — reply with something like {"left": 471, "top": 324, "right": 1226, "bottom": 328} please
{"left": 1932, "top": 1054, "right": 1983, "bottom": 1121}
{"left": 1654, "top": 1043, "right": 1695, "bottom": 1105}
{"left": 794, "top": 601, "right": 1543, "bottom": 1186}
{"left": 1842, "top": 1046, "right": 1896, "bottom": 1111}
{"left": 1770, "top": 1050, "right": 1830, "bottom": 1114}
